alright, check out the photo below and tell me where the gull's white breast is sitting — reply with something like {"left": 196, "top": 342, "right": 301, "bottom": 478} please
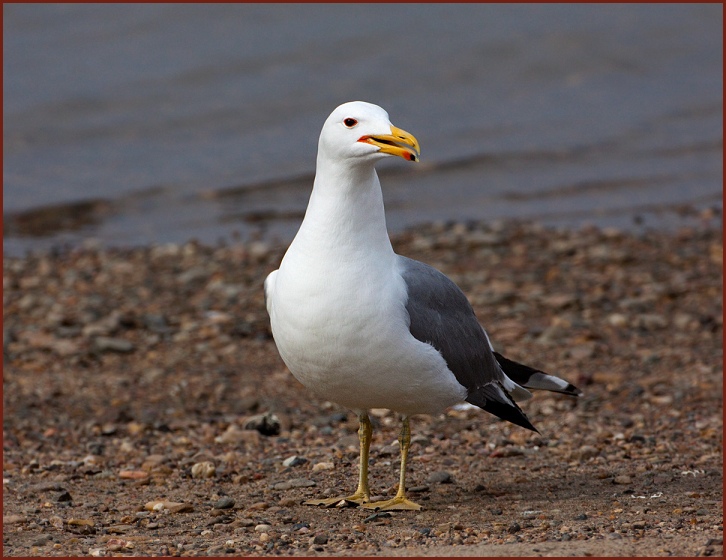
{"left": 266, "top": 246, "right": 467, "bottom": 415}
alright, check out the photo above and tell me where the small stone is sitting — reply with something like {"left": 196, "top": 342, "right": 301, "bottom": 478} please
{"left": 313, "top": 533, "right": 329, "bottom": 545}
{"left": 107, "top": 524, "right": 133, "bottom": 534}
{"left": 140, "top": 454, "right": 166, "bottom": 469}
{"left": 427, "top": 471, "right": 453, "bottom": 484}
{"left": 213, "top": 497, "right": 235, "bottom": 510}
{"left": 144, "top": 500, "right": 193, "bottom": 513}
{"left": 242, "top": 412, "right": 281, "bottom": 436}
{"left": 254, "top": 524, "right": 273, "bottom": 533}
{"left": 335, "top": 434, "right": 359, "bottom": 449}
{"left": 573, "top": 445, "right": 599, "bottom": 461}
{"left": 191, "top": 461, "right": 216, "bottom": 479}
{"left": 55, "top": 490, "right": 73, "bottom": 502}
{"left": 283, "top": 455, "right": 307, "bottom": 468}
{"left": 568, "top": 343, "right": 596, "bottom": 360}
{"left": 215, "top": 425, "right": 261, "bottom": 445}
{"left": 3, "top": 515, "right": 26, "bottom": 525}
{"left": 508, "top": 522, "right": 521, "bottom": 534}
{"left": 613, "top": 475, "right": 632, "bottom": 485}
{"left": 312, "top": 462, "right": 334, "bottom": 472}
{"left": 410, "top": 434, "right": 431, "bottom": 446}
{"left": 288, "top": 477, "right": 316, "bottom": 488}
{"left": 607, "top": 313, "right": 628, "bottom": 328}
{"left": 118, "top": 470, "right": 149, "bottom": 480}
{"left": 634, "top": 313, "right": 667, "bottom": 330}
{"left": 31, "top": 481, "right": 65, "bottom": 492}
{"left": 378, "top": 443, "right": 399, "bottom": 457}
{"left": 93, "top": 336, "right": 134, "bottom": 353}
{"left": 32, "top": 534, "right": 53, "bottom": 546}
{"left": 67, "top": 518, "right": 95, "bottom": 527}
{"left": 574, "top": 513, "right": 588, "bottom": 520}
{"left": 490, "top": 447, "right": 525, "bottom": 458}
{"left": 247, "top": 501, "right": 270, "bottom": 510}
{"left": 364, "top": 512, "right": 392, "bottom": 523}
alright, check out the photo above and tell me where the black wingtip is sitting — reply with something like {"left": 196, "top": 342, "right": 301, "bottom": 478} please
{"left": 466, "top": 384, "right": 539, "bottom": 433}
{"left": 493, "top": 351, "right": 582, "bottom": 397}
{"left": 564, "top": 382, "right": 584, "bottom": 397}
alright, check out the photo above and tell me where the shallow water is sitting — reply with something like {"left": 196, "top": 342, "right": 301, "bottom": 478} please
{"left": 3, "top": 4, "right": 723, "bottom": 256}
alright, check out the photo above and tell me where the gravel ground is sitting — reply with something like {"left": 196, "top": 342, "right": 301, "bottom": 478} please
{"left": 3, "top": 219, "right": 723, "bottom": 557}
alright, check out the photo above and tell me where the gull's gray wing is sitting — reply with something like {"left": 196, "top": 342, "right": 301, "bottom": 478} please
{"left": 397, "top": 256, "right": 536, "bottom": 431}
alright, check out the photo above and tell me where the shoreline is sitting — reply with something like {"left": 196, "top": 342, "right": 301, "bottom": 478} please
{"left": 3, "top": 196, "right": 722, "bottom": 260}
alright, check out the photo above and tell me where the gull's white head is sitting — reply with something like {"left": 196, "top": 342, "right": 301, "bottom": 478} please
{"left": 318, "top": 101, "right": 420, "bottom": 164}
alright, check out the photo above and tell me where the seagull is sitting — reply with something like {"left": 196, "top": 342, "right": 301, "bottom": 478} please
{"left": 264, "top": 101, "right": 581, "bottom": 511}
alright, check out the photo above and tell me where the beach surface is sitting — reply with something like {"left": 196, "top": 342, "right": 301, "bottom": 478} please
{"left": 3, "top": 219, "right": 723, "bottom": 556}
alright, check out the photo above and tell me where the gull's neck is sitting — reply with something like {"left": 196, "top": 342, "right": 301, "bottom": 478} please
{"left": 292, "top": 155, "right": 395, "bottom": 262}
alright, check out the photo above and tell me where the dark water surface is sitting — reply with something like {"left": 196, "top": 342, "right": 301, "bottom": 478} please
{"left": 4, "top": 4, "right": 723, "bottom": 255}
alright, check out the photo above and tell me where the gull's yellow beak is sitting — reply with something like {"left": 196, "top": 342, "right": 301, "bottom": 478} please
{"left": 358, "top": 125, "right": 420, "bottom": 162}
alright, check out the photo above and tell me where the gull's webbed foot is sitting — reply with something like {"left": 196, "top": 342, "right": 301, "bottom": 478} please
{"left": 304, "top": 491, "right": 369, "bottom": 508}
{"left": 361, "top": 495, "right": 423, "bottom": 511}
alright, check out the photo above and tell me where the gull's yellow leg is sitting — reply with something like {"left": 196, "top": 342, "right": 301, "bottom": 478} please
{"left": 305, "top": 412, "right": 372, "bottom": 507}
{"left": 362, "top": 415, "right": 423, "bottom": 511}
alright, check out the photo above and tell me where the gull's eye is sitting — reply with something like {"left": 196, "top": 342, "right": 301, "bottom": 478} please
{"left": 343, "top": 118, "right": 358, "bottom": 128}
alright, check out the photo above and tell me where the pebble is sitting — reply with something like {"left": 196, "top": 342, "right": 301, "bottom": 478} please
{"left": 118, "top": 469, "right": 149, "bottom": 480}
{"left": 427, "top": 471, "right": 453, "bottom": 484}
{"left": 312, "top": 461, "right": 334, "bottom": 472}
{"left": 247, "top": 501, "right": 270, "bottom": 510}
{"left": 365, "top": 512, "right": 392, "bottom": 523}
{"left": 191, "top": 461, "right": 216, "bottom": 479}
{"left": 573, "top": 445, "right": 599, "bottom": 461}
{"left": 613, "top": 475, "right": 633, "bottom": 485}
{"left": 30, "top": 481, "right": 66, "bottom": 493}
{"left": 32, "top": 535, "right": 53, "bottom": 546}
{"left": 213, "top": 496, "right": 235, "bottom": 510}
{"left": 282, "top": 455, "right": 307, "bottom": 468}
{"left": 54, "top": 490, "right": 73, "bottom": 502}
{"left": 92, "top": 336, "right": 134, "bottom": 353}
{"left": 335, "top": 434, "right": 360, "bottom": 449}
{"left": 635, "top": 313, "right": 668, "bottom": 330}
{"left": 67, "top": 518, "right": 95, "bottom": 527}
{"left": 243, "top": 412, "right": 281, "bottom": 436}
{"left": 607, "top": 313, "right": 629, "bottom": 328}
{"left": 313, "top": 533, "right": 329, "bottom": 545}
{"left": 144, "top": 500, "right": 193, "bottom": 513}
{"left": 272, "top": 478, "right": 316, "bottom": 491}
{"left": 215, "top": 424, "right": 261, "bottom": 445}
{"left": 254, "top": 524, "right": 273, "bottom": 533}
{"left": 490, "top": 447, "right": 524, "bottom": 458}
